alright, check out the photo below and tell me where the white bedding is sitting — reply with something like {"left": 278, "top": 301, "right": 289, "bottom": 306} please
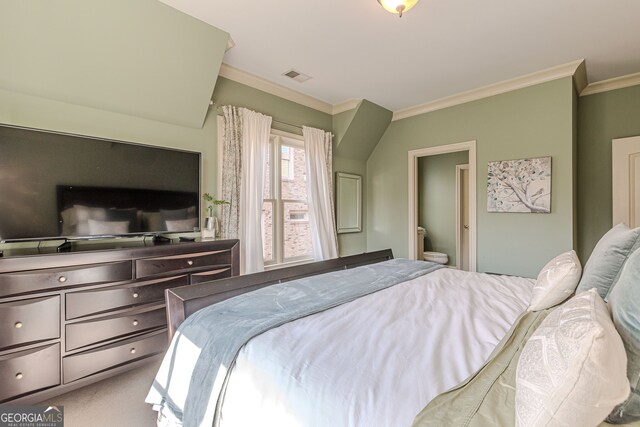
{"left": 218, "top": 268, "right": 534, "bottom": 427}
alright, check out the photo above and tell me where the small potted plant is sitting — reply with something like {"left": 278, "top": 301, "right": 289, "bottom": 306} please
{"left": 202, "top": 193, "right": 229, "bottom": 239}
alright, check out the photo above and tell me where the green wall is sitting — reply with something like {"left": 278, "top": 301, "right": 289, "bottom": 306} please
{"left": 0, "top": 0, "right": 228, "bottom": 128}
{"left": 418, "top": 151, "right": 469, "bottom": 266}
{"left": 577, "top": 84, "right": 640, "bottom": 260}
{"left": 367, "top": 77, "right": 576, "bottom": 278}
{"left": 0, "top": 76, "right": 374, "bottom": 256}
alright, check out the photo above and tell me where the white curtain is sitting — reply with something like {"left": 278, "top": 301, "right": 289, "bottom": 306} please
{"left": 303, "top": 126, "right": 339, "bottom": 260}
{"left": 220, "top": 106, "right": 272, "bottom": 274}
{"left": 239, "top": 109, "right": 272, "bottom": 274}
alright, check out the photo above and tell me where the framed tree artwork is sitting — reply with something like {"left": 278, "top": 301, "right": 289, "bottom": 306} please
{"left": 487, "top": 156, "right": 551, "bottom": 213}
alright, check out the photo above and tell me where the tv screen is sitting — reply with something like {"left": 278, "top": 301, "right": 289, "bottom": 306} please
{"left": 0, "top": 124, "right": 201, "bottom": 242}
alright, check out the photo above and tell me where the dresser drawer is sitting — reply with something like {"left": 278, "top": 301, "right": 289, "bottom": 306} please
{"left": 66, "top": 307, "right": 166, "bottom": 351}
{"left": 0, "top": 296, "right": 60, "bottom": 350}
{"left": 190, "top": 267, "right": 232, "bottom": 284}
{"left": 63, "top": 330, "right": 166, "bottom": 383}
{"left": 65, "top": 274, "right": 187, "bottom": 320}
{"left": 0, "top": 343, "right": 60, "bottom": 402}
{"left": 0, "top": 261, "right": 132, "bottom": 298}
{"left": 136, "top": 251, "right": 225, "bottom": 278}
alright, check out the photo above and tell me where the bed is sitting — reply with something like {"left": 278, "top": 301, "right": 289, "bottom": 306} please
{"left": 146, "top": 226, "right": 640, "bottom": 427}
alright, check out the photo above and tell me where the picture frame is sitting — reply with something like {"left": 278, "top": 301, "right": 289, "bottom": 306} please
{"left": 487, "top": 156, "right": 551, "bottom": 213}
{"left": 336, "top": 172, "right": 362, "bottom": 233}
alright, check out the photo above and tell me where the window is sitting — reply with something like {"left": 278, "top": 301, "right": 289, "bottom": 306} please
{"left": 289, "top": 211, "right": 308, "bottom": 222}
{"left": 281, "top": 146, "right": 294, "bottom": 180}
{"left": 262, "top": 132, "right": 313, "bottom": 267}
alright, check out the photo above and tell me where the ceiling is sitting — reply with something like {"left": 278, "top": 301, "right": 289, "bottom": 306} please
{"left": 159, "top": 0, "right": 640, "bottom": 113}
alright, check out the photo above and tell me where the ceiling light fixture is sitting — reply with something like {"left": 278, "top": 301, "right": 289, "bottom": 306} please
{"left": 377, "top": 0, "right": 419, "bottom": 17}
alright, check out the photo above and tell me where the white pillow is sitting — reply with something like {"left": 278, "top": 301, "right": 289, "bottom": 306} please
{"left": 515, "top": 289, "right": 629, "bottom": 427}
{"left": 165, "top": 217, "right": 198, "bottom": 232}
{"left": 528, "top": 250, "right": 582, "bottom": 311}
{"left": 87, "top": 219, "right": 130, "bottom": 235}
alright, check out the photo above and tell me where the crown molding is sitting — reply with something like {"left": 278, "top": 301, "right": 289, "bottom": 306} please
{"left": 218, "top": 63, "right": 333, "bottom": 114}
{"left": 392, "top": 59, "right": 585, "bottom": 121}
{"left": 580, "top": 71, "right": 640, "bottom": 97}
{"left": 332, "top": 99, "right": 361, "bottom": 115}
{"left": 573, "top": 60, "right": 588, "bottom": 95}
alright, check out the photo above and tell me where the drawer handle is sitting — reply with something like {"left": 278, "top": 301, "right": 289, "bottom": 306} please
{"left": 132, "top": 320, "right": 139, "bottom": 326}
{"left": 14, "top": 321, "right": 23, "bottom": 329}
{"left": 187, "top": 260, "right": 194, "bottom": 266}
{"left": 132, "top": 292, "right": 139, "bottom": 299}
{"left": 58, "top": 276, "right": 67, "bottom": 283}
{"left": 130, "top": 348, "right": 136, "bottom": 354}
{"left": 15, "top": 372, "right": 23, "bottom": 380}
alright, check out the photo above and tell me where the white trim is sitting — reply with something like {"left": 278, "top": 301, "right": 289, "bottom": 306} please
{"left": 408, "top": 141, "right": 477, "bottom": 272}
{"left": 393, "top": 60, "right": 584, "bottom": 121}
{"left": 612, "top": 136, "right": 640, "bottom": 227}
{"left": 219, "top": 63, "right": 333, "bottom": 114}
{"left": 455, "top": 164, "right": 469, "bottom": 270}
{"left": 271, "top": 128, "right": 304, "bottom": 141}
{"left": 215, "top": 60, "right": 640, "bottom": 122}
{"left": 332, "top": 99, "right": 361, "bottom": 115}
{"left": 581, "top": 71, "right": 640, "bottom": 97}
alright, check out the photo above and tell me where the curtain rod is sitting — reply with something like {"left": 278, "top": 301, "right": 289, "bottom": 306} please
{"left": 210, "top": 101, "right": 303, "bottom": 130}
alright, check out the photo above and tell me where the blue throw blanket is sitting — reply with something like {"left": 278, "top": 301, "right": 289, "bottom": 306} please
{"left": 146, "top": 258, "right": 442, "bottom": 427}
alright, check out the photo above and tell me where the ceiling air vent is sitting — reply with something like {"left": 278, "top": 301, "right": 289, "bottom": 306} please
{"left": 282, "top": 69, "right": 312, "bottom": 83}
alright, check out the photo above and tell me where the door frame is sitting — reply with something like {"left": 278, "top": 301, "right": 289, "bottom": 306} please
{"left": 407, "top": 140, "right": 477, "bottom": 271}
{"left": 613, "top": 135, "right": 640, "bottom": 227}
{"left": 456, "top": 164, "right": 470, "bottom": 270}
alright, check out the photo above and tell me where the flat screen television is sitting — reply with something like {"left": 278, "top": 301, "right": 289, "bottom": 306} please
{"left": 0, "top": 124, "right": 201, "bottom": 242}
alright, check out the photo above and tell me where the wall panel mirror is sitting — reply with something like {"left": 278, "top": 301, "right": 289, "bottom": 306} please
{"left": 336, "top": 172, "right": 362, "bottom": 234}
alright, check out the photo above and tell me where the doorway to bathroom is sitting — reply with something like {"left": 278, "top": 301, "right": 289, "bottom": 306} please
{"left": 407, "top": 141, "right": 477, "bottom": 271}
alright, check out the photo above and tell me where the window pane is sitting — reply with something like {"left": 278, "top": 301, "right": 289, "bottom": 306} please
{"left": 281, "top": 146, "right": 293, "bottom": 181}
{"left": 281, "top": 144, "right": 307, "bottom": 201}
{"left": 283, "top": 201, "right": 312, "bottom": 260}
{"left": 262, "top": 201, "right": 274, "bottom": 263}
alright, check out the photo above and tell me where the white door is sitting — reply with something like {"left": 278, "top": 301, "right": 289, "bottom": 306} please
{"left": 613, "top": 136, "right": 640, "bottom": 227}
{"left": 456, "top": 165, "right": 470, "bottom": 271}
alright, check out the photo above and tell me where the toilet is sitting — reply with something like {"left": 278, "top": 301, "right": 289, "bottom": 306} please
{"left": 423, "top": 251, "right": 449, "bottom": 265}
{"left": 417, "top": 227, "right": 449, "bottom": 265}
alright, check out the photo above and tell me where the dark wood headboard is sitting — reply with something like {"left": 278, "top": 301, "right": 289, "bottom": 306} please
{"left": 165, "top": 249, "right": 394, "bottom": 340}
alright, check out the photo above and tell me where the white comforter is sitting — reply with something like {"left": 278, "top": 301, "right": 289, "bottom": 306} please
{"left": 218, "top": 268, "right": 534, "bottom": 427}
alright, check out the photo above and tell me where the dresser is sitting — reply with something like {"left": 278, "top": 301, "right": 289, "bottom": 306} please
{"left": 0, "top": 239, "right": 239, "bottom": 404}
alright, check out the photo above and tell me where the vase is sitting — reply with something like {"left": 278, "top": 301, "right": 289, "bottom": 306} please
{"left": 202, "top": 216, "right": 218, "bottom": 240}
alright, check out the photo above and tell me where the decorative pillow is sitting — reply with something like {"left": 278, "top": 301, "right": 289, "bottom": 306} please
{"left": 516, "top": 289, "right": 629, "bottom": 427}
{"left": 607, "top": 247, "right": 640, "bottom": 423}
{"left": 87, "top": 219, "right": 130, "bottom": 235}
{"left": 72, "top": 204, "right": 107, "bottom": 223}
{"left": 528, "top": 250, "right": 581, "bottom": 311}
{"left": 160, "top": 207, "right": 196, "bottom": 230}
{"left": 71, "top": 205, "right": 108, "bottom": 236}
{"left": 106, "top": 208, "right": 140, "bottom": 232}
{"left": 165, "top": 218, "right": 198, "bottom": 232}
{"left": 576, "top": 223, "right": 640, "bottom": 299}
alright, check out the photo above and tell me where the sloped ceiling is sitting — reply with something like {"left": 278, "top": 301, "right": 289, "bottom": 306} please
{"left": 0, "top": 0, "right": 228, "bottom": 128}
{"left": 333, "top": 100, "right": 392, "bottom": 160}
